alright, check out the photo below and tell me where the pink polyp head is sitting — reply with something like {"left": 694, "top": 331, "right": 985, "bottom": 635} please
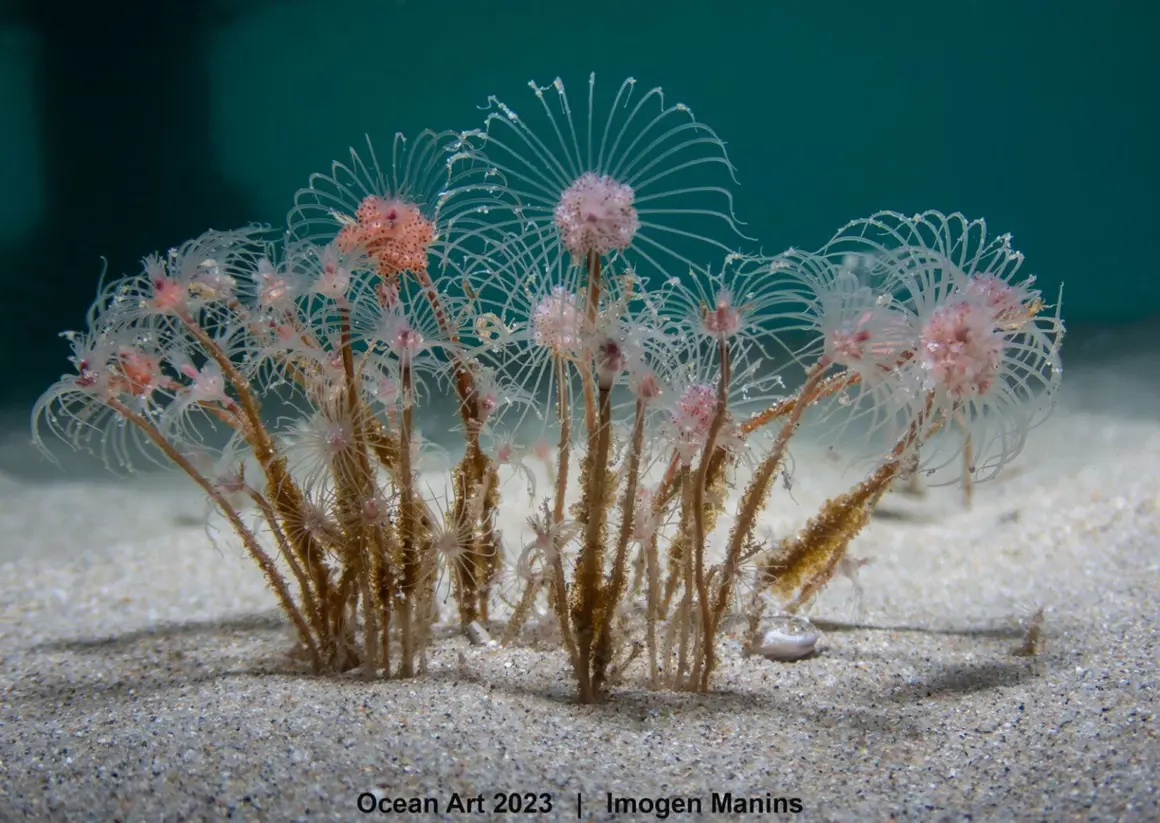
{"left": 596, "top": 337, "right": 627, "bottom": 386}
{"left": 316, "top": 245, "right": 351, "bottom": 299}
{"left": 339, "top": 195, "right": 434, "bottom": 277}
{"left": 633, "top": 370, "right": 662, "bottom": 401}
{"left": 920, "top": 299, "right": 1003, "bottom": 399}
{"left": 553, "top": 172, "right": 640, "bottom": 257}
{"left": 701, "top": 290, "right": 742, "bottom": 338}
{"left": 532, "top": 286, "right": 583, "bottom": 356}
{"left": 674, "top": 383, "right": 717, "bottom": 435}
{"left": 826, "top": 326, "right": 874, "bottom": 364}
{"left": 958, "top": 274, "right": 1028, "bottom": 326}
{"left": 150, "top": 275, "right": 187, "bottom": 314}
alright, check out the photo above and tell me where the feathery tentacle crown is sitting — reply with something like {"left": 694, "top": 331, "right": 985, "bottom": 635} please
{"left": 451, "top": 74, "right": 749, "bottom": 276}
{"left": 764, "top": 211, "right": 1063, "bottom": 481}
{"left": 288, "top": 130, "right": 465, "bottom": 280}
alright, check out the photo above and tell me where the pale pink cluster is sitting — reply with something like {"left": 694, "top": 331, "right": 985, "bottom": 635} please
{"left": 145, "top": 257, "right": 189, "bottom": 316}
{"left": 668, "top": 382, "right": 720, "bottom": 462}
{"left": 532, "top": 286, "right": 583, "bottom": 357}
{"left": 109, "top": 348, "right": 169, "bottom": 398}
{"left": 920, "top": 299, "right": 1003, "bottom": 399}
{"left": 631, "top": 368, "right": 662, "bottom": 401}
{"left": 553, "top": 172, "right": 640, "bottom": 257}
{"left": 957, "top": 274, "right": 1027, "bottom": 326}
{"left": 176, "top": 361, "right": 227, "bottom": 404}
{"left": 825, "top": 321, "right": 874, "bottom": 365}
{"left": 256, "top": 258, "right": 293, "bottom": 309}
{"left": 380, "top": 314, "right": 425, "bottom": 364}
{"left": 314, "top": 245, "right": 353, "bottom": 300}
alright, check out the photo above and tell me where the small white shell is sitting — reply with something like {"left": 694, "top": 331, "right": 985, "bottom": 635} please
{"left": 757, "top": 615, "right": 819, "bottom": 661}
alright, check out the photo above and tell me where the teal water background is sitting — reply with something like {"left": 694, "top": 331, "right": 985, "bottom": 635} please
{"left": 0, "top": 0, "right": 1155, "bottom": 405}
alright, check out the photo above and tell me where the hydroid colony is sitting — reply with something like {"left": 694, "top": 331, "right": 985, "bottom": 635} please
{"left": 32, "top": 75, "right": 1063, "bottom": 703}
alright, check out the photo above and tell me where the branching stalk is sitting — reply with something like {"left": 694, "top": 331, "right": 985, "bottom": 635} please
{"left": 592, "top": 395, "right": 646, "bottom": 694}
{"left": 691, "top": 338, "right": 731, "bottom": 691}
{"left": 108, "top": 398, "right": 321, "bottom": 672}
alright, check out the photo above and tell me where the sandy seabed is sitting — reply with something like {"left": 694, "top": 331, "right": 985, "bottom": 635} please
{"left": 1, "top": 331, "right": 1157, "bottom": 822}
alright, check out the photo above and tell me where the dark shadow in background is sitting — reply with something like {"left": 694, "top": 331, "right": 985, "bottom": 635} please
{"left": 0, "top": 1, "right": 288, "bottom": 407}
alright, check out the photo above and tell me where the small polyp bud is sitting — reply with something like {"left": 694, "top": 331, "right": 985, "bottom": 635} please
{"left": 361, "top": 497, "right": 383, "bottom": 524}
{"left": 531, "top": 439, "right": 552, "bottom": 463}
{"left": 150, "top": 275, "right": 187, "bottom": 314}
{"left": 215, "top": 466, "right": 246, "bottom": 497}
{"left": 701, "top": 289, "right": 742, "bottom": 338}
{"left": 595, "top": 337, "right": 626, "bottom": 388}
{"left": 377, "top": 279, "right": 400, "bottom": 309}
{"left": 315, "top": 245, "right": 352, "bottom": 299}
{"left": 477, "top": 391, "right": 498, "bottom": 421}
{"left": 633, "top": 370, "right": 662, "bottom": 401}
{"left": 257, "top": 258, "right": 290, "bottom": 307}
{"left": 373, "top": 376, "right": 398, "bottom": 405}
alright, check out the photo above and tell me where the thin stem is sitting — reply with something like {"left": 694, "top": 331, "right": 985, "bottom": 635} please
{"left": 397, "top": 360, "right": 418, "bottom": 677}
{"left": 739, "top": 370, "right": 855, "bottom": 435}
{"left": 645, "top": 499, "right": 662, "bottom": 689}
{"left": 713, "top": 361, "right": 828, "bottom": 669}
{"left": 179, "top": 313, "right": 336, "bottom": 650}
{"left": 338, "top": 301, "right": 380, "bottom": 678}
{"left": 550, "top": 359, "right": 580, "bottom": 670}
{"left": 575, "top": 382, "right": 612, "bottom": 703}
{"left": 691, "top": 338, "right": 730, "bottom": 692}
{"left": 675, "top": 472, "right": 695, "bottom": 688}
{"left": 108, "top": 397, "right": 321, "bottom": 672}
{"left": 592, "top": 391, "right": 642, "bottom": 694}
{"left": 248, "top": 487, "right": 324, "bottom": 642}
{"left": 579, "top": 250, "right": 602, "bottom": 436}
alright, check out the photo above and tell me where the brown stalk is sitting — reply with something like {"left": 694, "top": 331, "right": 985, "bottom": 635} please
{"left": 764, "top": 401, "right": 933, "bottom": 613}
{"left": 376, "top": 508, "right": 404, "bottom": 677}
{"left": 179, "top": 313, "right": 336, "bottom": 658}
{"left": 571, "top": 247, "right": 625, "bottom": 701}
{"left": 396, "top": 359, "right": 420, "bottom": 677}
{"left": 501, "top": 574, "right": 543, "bottom": 647}
{"left": 770, "top": 458, "right": 899, "bottom": 612}
{"left": 645, "top": 501, "right": 662, "bottom": 688}
{"left": 108, "top": 398, "right": 321, "bottom": 672}
{"left": 411, "top": 269, "right": 499, "bottom": 632}
{"left": 476, "top": 463, "right": 503, "bottom": 622}
{"left": 675, "top": 472, "right": 696, "bottom": 688}
{"left": 337, "top": 303, "right": 382, "bottom": 677}
{"left": 661, "top": 468, "right": 691, "bottom": 615}
{"left": 691, "top": 338, "right": 731, "bottom": 691}
{"left": 450, "top": 453, "right": 483, "bottom": 625}
{"left": 591, "top": 395, "right": 646, "bottom": 694}
{"left": 739, "top": 369, "right": 858, "bottom": 436}
{"left": 579, "top": 250, "right": 602, "bottom": 436}
{"left": 573, "top": 381, "right": 613, "bottom": 702}
{"left": 247, "top": 488, "right": 325, "bottom": 642}
{"left": 549, "top": 359, "right": 579, "bottom": 669}
{"left": 708, "top": 362, "right": 828, "bottom": 685}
